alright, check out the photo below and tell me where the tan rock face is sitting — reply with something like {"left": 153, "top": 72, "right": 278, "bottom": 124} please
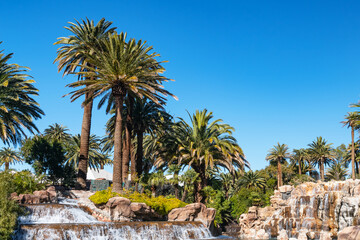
{"left": 13, "top": 186, "right": 58, "bottom": 204}
{"left": 239, "top": 179, "right": 360, "bottom": 240}
{"left": 338, "top": 226, "right": 360, "bottom": 240}
{"left": 168, "top": 203, "right": 216, "bottom": 228}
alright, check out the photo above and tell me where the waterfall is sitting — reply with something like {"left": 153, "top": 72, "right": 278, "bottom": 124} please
{"left": 16, "top": 203, "right": 213, "bottom": 240}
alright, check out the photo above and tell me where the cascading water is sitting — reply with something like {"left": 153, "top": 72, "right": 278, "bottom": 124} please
{"left": 15, "top": 202, "right": 214, "bottom": 240}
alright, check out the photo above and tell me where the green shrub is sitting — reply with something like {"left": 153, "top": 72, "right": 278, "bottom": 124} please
{"left": 89, "top": 188, "right": 187, "bottom": 215}
{"left": 11, "top": 170, "right": 47, "bottom": 194}
{"left": 0, "top": 171, "right": 23, "bottom": 240}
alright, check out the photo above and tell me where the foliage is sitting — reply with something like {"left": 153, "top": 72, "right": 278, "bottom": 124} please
{"left": 0, "top": 147, "right": 22, "bottom": 171}
{"left": 10, "top": 170, "right": 47, "bottom": 194}
{"left": 289, "top": 174, "right": 315, "bottom": 186}
{"left": 0, "top": 171, "right": 23, "bottom": 239}
{"left": 89, "top": 188, "right": 187, "bottom": 215}
{"left": 239, "top": 171, "right": 266, "bottom": 191}
{"left": 21, "top": 136, "right": 76, "bottom": 186}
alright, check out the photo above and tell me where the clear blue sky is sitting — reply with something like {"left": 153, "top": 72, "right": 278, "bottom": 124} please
{"left": 1, "top": 0, "right": 360, "bottom": 172}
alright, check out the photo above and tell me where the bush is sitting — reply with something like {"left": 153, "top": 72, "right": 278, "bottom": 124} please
{"left": 11, "top": 170, "right": 47, "bottom": 194}
{"left": 89, "top": 188, "right": 187, "bottom": 215}
{"left": 0, "top": 171, "right": 23, "bottom": 239}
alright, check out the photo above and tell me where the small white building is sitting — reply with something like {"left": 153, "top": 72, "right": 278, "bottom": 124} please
{"left": 86, "top": 168, "right": 113, "bottom": 181}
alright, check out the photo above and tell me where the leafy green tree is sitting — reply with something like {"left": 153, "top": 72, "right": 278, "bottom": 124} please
{"left": 180, "top": 168, "right": 199, "bottom": 202}
{"left": 0, "top": 147, "right": 22, "bottom": 171}
{"left": 67, "top": 32, "right": 175, "bottom": 193}
{"left": 148, "top": 171, "right": 166, "bottom": 197}
{"left": 54, "top": 18, "right": 116, "bottom": 189}
{"left": 266, "top": 143, "right": 290, "bottom": 188}
{"left": 0, "top": 43, "right": 44, "bottom": 145}
{"left": 341, "top": 112, "right": 360, "bottom": 180}
{"left": 291, "top": 148, "right": 309, "bottom": 175}
{"left": 307, "top": 137, "right": 335, "bottom": 181}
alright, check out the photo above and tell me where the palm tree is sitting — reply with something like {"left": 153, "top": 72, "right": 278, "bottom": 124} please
{"left": 148, "top": 171, "right": 166, "bottom": 197}
{"left": 239, "top": 171, "right": 266, "bottom": 191}
{"left": 157, "top": 109, "right": 248, "bottom": 203}
{"left": 307, "top": 137, "right": 335, "bottom": 181}
{"left": 341, "top": 112, "right": 360, "bottom": 180}
{"left": 266, "top": 143, "right": 290, "bottom": 189}
{"left": 66, "top": 33, "right": 175, "bottom": 193}
{"left": 66, "top": 134, "right": 111, "bottom": 170}
{"left": 291, "top": 148, "right": 308, "bottom": 175}
{"left": 54, "top": 18, "right": 116, "bottom": 189}
{"left": 326, "top": 162, "right": 348, "bottom": 181}
{"left": 44, "top": 123, "right": 71, "bottom": 143}
{"left": 0, "top": 147, "right": 22, "bottom": 171}
{"left": 180, "top": 169, "right": 199, "bottom": 202}
{"left": 0, "top": 43, "right": 44, "bottom": 145}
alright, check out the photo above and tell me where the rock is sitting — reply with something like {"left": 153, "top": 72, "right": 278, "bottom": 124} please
{"left": 46, "top": 186, "right": 57, "bottom": 201}
{"left": 10, "top": 192, "right": 19, "bottom": 201}
{"left": 297, "top": 230, "right": 308, "bottom": 240}
{"left": 130, "top": 202, "right": 162, "bottom": 221}
{"left": 105, "top": 197, "right": 134, "bottom": 221}
{"left": 319, "top": 231, "right": 332, "bottom": 240}
{"left": 255, "top": 229, "right": 269, "bottom": 239}
{"left": 279, "top": 185, "right": 293, "bottom": 193}
{"left": 248, "top": 206, "right": 258, "bottom": 220}
{"left": 168, "top": 203, "right": 216, "bottom": 228}
{"left": 277, "top": 229, "right": 288, "bottom": 240}
{"left": 307, "top": 231, "right": 316, "bottom": 239}
{"left": 338, "top": 226, "right": 360, "bottom": 240}
{"left": 33, "top": 190, "right": 50, "bottom": 203}
{"left": 19, "top": 194, "right": 40, "bottom": 204}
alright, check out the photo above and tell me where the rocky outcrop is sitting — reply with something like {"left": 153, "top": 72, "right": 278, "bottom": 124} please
{"left": 239, "top": 180, "right": 360, "bottom": 239}
{"left": 168, "top": 203, "right": 216, "bottom": 228}
{"left": 12, "top": 187, "right": 58, "bottom": 204}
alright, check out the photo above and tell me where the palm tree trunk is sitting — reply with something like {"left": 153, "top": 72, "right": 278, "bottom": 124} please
{"left": 277, "top": 160, "right": 282, "bottom": 188}
{"left": 194, "top": 164, "right": 207, "bottom": 203}
{"left": 320, "top": 159, "right": 325, "bottom": 181}
{"left": 298, "top": 161, "right": 302, "bottom": 175}
{"left": 112, "top": 89, "right": 125, "bottom": 193}
{"left": 76, "top": 93, "right": 93, "bottom": 189}
{"left": 136, "top": 129, "right": 144, "bottom": 177}
{"left": 357, "top": 161, "right": 359, "bottom": 176}
{"left": 5, "top": 162, "right": 9, "bottom": 171}
{"left": 352, "top": 127, "right": 356, "bottom": 180}
{"left": 151, "top": 185, "right": 156, "bottom": 197}
{"left": 122, "top": 136, "right": 129, "bottom": 187}
{"left": 181, "top": 189, "right": 188, "bottom": 202}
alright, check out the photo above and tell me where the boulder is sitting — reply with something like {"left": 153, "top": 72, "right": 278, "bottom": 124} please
{"left": 338, "top": 226, "right": 360, "bottom": 240}
{"left": 255, "top": 229, "right": 269, "bottom": 239}
{"left": 168, "top": 203, "right": 216, "bottom": 228}
{"left": 130, "top": 202, "right": 162, "bottom": 221}
{"left": 46, "top": 186, "right": 57, "bottom": 202}
{"left": 19, "top": 194, "right": 40, "bottom": 204}
{"left": 33, "top": 190, "right": 50, "bottom": 203}
{"left": 277, "top": 229, "right": 288, "bottom": 240}
{"left": 105, "top": 197, "right": 134, "bottom": 221}
{"left": 319, "top": 231, "right": 332, "bottom": 240}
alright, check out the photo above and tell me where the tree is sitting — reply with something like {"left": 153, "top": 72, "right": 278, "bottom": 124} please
{"left": 0, "top": 42, "right": 44, "bottom": 145}
{"left": 291, "top": 148, "right": 308, "bottom": 175}
{"left": 67, "top": 33, "right": 175, "bottom": 193}
{"left": 0, "top": 148, "right": 22, "bottom": 171}
{"left": 266, "top": 143, "right": 290, "bottom": 188}
{"left": 66, "top": 134, "right": 112, "bottom": 170}
{"left": 307, "top": 137, "right": 335, "bottom": 181}
{"left": 44, "top": 123, "right": 71, "bottom": 143}
{"left": 157, "top": 109, "right": 248, "bottom": 203}
{"left": 239, "top": 171, "right": 266, "bottom": 191}
{"left": 341, "top": 112, "right": 360, "bottom": 180}
{"left": 326, "top": 162, "right": 348, "bottom": 181}
{"left": 54, "top": 18, "right": 116, "bottom": 189}
{"left": 148, "top": 171, "right": 166, "bottom": 197}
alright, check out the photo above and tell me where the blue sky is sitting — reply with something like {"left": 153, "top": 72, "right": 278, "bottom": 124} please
{"left": 1, "top": 0, "right": 360, "bottom": 172}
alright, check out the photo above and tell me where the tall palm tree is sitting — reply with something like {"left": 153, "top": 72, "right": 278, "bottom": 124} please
{"left": 291, "top": 148, "right": 308, "bottom": 175}
{"left": 307, "top": 137, "right": 335, "bottom": 181}
{"left": 66, "top": 134, "right": 111, "bottom": 170}
{"left": 44, "top": 123, "right": 71, "bottom": 143}
{"left": 157, "top": 109, "right": 248, "bottom": 203}
{"left": 266, "top": 143, "right": 290, "bottom": 188}
{"left": 0, "top": 147, "right": 22, "bottom": 171}
{"left": 54, "top": 18, "right": 116, "bottom": 189}
{"left": 326, "top": 162, "right": 348, "bottom": 181}
{"left": 0, "top": 43, "right": 44, "bottom": 145}
{"left": 66, "top": 33, "right": 175, "bottom": 193}
{"left": 341, "top": 112, "right": 360, "bottom": 180}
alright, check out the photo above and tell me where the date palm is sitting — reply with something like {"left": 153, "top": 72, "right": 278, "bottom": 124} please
{"left": 326, "top": 162, "right": 348, "bottom": 181}
{"left": 0, "top": 43, "right": 44, "bottom": 145}
{"left": 341, "top": 112, "right": 360, "bottom": 180}
{"left": 66, "top": 134, "right": 111, "bottom": 170}
{"left": 54, "top": 18, "right": 116, "bottom": 189}
{"left": 239, "top": 171, "right": 266, "bottom": 191}
{"left": 67, "top": 33, "right": 175, "bottom": 193}
{"left": 307, "top": 137, "right": 335, "bottom": 181}
{"left": 0, "top": 147, "right": 22, "bottom": 171}
{"left": 291, "top": 148, "right": 309, "bottom": 175}
{"left": 161, "top": 109, "right": 247, "bottom": 203}
{"left": 266, "top": 143, "right": 290, "bottom": 188}
{"left": 44, "top": 123, "right": 71, "bottom": 143}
